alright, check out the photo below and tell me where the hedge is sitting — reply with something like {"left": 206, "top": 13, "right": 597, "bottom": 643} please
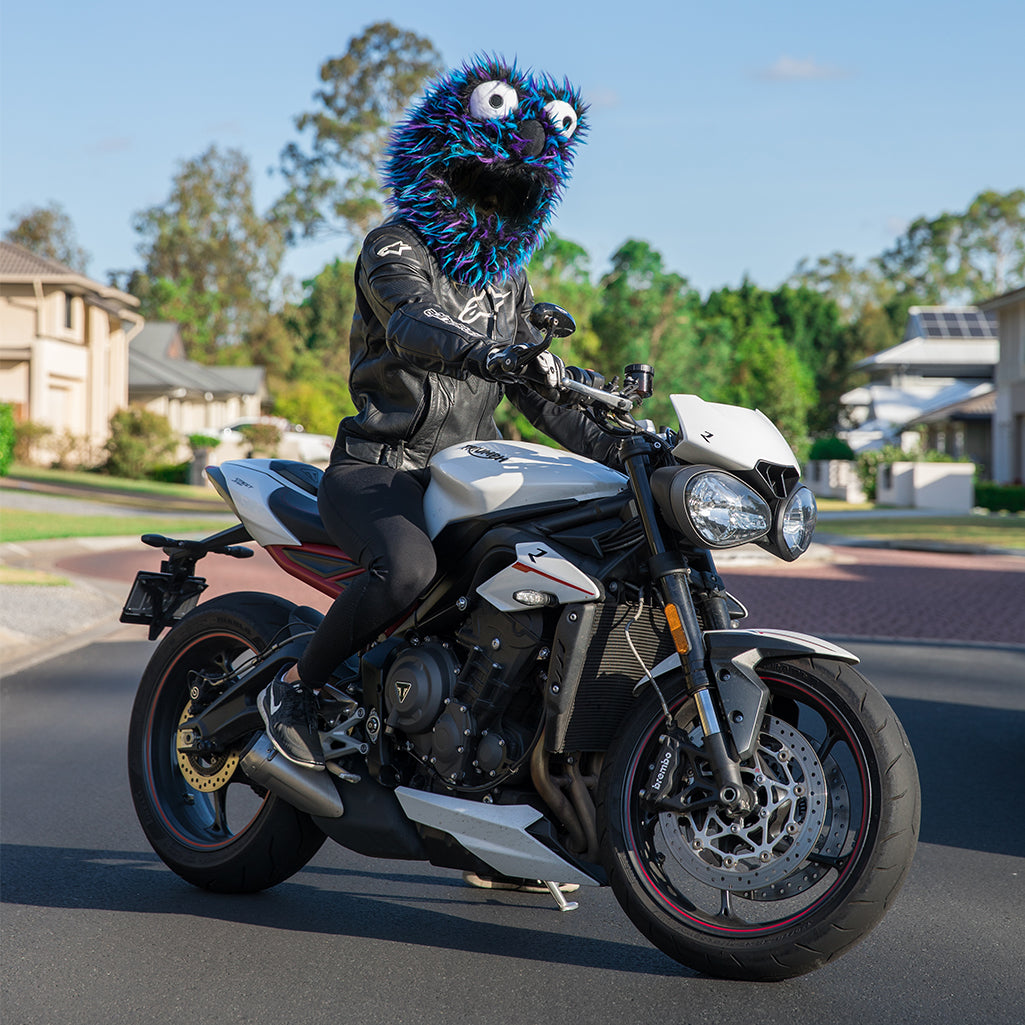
{"left": 974, "top": 481, "right": 1025, "bottom": 513}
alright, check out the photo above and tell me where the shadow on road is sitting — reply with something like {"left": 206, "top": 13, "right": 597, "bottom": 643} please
{"left": 0, "top": 842, "right": 687, "bottom": 977}
{"left": 889, "top": 694, "right": 1025, "bottom": 858}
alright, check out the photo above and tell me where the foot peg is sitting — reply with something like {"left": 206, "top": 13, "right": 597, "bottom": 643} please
{"left": 544, "top": 880, "right": 579, "bottom": 912}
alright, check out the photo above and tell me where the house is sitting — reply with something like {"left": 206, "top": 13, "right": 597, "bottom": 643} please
{"left": 839, "top": 306, "right": 997, "bottom": 464}
{"left": 0, "top": 241, "right": 142, "bottom": 460}
{"left": 129, "top": 322, "right": 266, "bottom": 439}
{"left": 979, "top": 286, "right": 1025, "bottom": 484}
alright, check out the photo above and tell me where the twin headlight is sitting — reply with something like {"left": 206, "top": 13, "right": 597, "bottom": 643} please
{"left": 650, "top": 466, "right": 817, "bottom": 561}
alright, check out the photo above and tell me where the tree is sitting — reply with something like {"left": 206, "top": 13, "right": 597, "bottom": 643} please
{"left": 275, "top": 22, "right": 443, "bottom": 250}
{"left": 788, "top": 250, "right": 888, "bottom": 323}
{"left": 700, "top": 280, "right": 815, "bottom": 449}
{"left": 876, "top": 187, "right": 1025, "bottom": 304}
{"left": 121, "top": 145, "right": 285, "bottom": 360}
{"left": 593, "top": 240, "right": 708, "bottom": 428}
{"left": 770, "top": 284, "right": 853, "bottom": 435}
{"left": 247, "top": 260, "right": 360, "bottom": 435}
{"left": 526, "top": 234, "right": 603, "bottom": 367}
{"left": 3, "top": 201, "right": 90, "bottom": 272}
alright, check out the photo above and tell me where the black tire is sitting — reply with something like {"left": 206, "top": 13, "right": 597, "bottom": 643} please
{"left": 597, "top": 657, "right": 919, "bottom": 980}
{"left": 128, "top": 592, "right": 326, "bottom": 892}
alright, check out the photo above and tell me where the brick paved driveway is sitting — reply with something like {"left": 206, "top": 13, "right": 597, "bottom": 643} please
{"left": 723, "top": 546, "right": 1024, "bottom": 646}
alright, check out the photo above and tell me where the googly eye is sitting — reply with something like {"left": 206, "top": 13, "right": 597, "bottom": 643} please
{"left": 469, "top": 81, "right": 519, "bottom": 120}
{"left": 544, "top": 100, "right": 578, "bottom": 138}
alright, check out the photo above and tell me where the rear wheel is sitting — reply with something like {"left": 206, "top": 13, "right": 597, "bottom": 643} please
{"left": 597, "top": 658, "right": 919, "bottom": 980}
{"left": 127, "top": 593, "right": 326, "bottom": 891}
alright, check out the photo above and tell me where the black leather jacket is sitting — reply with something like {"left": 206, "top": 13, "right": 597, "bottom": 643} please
{"left": 336, "top": 220, "right": 619, "bottom": 471}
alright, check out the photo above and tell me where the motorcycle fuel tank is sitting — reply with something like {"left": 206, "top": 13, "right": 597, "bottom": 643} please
{"left": 423, "top": 440, "right": 627, "bottom": 538}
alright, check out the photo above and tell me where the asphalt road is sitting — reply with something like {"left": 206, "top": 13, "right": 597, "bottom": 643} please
{"left": 2, "top": 631, "right": 1023, "bottom": 1025}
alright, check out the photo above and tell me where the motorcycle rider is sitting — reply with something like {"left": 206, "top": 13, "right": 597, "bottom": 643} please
{"left": 258, "top": 56, "right": 617, "bottom": 777}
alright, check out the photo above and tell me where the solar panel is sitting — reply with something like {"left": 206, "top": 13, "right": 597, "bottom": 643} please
{"left": 914, "top": 309, "right": 995, "bottom": 339}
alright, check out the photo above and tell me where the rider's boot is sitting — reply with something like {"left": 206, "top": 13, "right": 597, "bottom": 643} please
{"left": 258, "top": 668, "right": 325, "bottom": 771}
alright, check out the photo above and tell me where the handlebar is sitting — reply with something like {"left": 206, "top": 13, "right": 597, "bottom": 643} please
{"left": 559, "top": 376, "right": 635, "bottom": 413}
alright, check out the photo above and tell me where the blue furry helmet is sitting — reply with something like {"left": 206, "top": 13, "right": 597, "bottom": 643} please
{"left": 381, "top": 55, "right": 588, "bottom": 288}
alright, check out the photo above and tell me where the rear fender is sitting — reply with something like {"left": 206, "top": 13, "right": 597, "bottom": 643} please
{"left": 644, "top": 629, "right": 859, "bottom": 760}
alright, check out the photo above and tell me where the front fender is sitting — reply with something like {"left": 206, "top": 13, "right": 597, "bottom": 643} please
{"left": 643, "top": 629, "right": 860, "bottom": 760}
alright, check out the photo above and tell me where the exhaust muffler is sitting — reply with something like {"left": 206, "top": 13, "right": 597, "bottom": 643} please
{"left": 240, "top": 732, "right": 344, "bottom": 818}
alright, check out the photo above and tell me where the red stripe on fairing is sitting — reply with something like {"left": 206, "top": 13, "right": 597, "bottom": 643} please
{"left": 512, "top": 561, "right": 598, "bottom": 596}
{"left": 626, "top": 676, "right": 871, "bottom": 936}
{"left": 266, "top": 544, "right": 365, "bottom": 599}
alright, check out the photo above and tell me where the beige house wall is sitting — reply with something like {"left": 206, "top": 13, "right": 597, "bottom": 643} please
{"left": 0, "top": 273, "right": 139, "bottom": 461}
{"left": 985, "top": 290, "right": 1025, "bottom": 484}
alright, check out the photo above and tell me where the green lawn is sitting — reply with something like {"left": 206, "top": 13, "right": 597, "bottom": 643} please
{"left": 817, "top": 515, "right": 1025, "bottom": 550}
{"left": 0, "top": 508, "right": 234, "bottom": 544}
{"left": 7, "top": 465, "right": 226, "bottom": 508}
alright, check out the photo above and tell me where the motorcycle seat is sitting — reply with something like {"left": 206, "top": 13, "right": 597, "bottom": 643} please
{"left": 267, "top": 486, "right": 334, "bottom": 546}
{"left": 269, "top": 459, "right": 323, "bottom": 496}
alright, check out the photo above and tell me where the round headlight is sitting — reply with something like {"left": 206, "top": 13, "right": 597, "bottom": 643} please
{"left": 685, "top": 471, "right": 772, "bottom": 548}
{"left": 779, "top": 485, "right": 817, "bottom": 558}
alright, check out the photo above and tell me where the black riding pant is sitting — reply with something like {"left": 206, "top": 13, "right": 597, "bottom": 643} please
{"left": 297, "top": 457, "right": 437, "bottom": 688}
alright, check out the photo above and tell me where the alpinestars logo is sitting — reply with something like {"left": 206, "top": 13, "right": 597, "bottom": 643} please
{"left": 459, "top": 289, "right": 509, "bottom": 325}
{"left": 376, "top": 240, "right": 413, "bottom": 258}
{"left": 463, "top": 444, "right": 508, "bottom": 462}
{"left": 423, "top": 307, "right": 459, "bottom": 328}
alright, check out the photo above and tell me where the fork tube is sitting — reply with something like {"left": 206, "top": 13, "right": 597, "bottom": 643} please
{"left": 620, "top": 438, "right": 747, "bottom": 807}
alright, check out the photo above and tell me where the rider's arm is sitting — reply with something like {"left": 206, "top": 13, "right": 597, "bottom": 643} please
{"left": 357, "top": 226, "right": 496, "bottom": 378}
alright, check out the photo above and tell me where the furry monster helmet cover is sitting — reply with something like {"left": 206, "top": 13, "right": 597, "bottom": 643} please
{"left": 382, "top": 56, "right": 588, "bottom": 288}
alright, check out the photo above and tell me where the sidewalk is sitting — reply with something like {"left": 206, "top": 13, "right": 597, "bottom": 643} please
{"left": 0, "top": 537, "right": 140, "bottom": 676}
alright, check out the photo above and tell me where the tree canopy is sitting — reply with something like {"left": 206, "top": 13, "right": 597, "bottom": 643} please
{"left": 117, "top": 145, "right": 285, "bottom": 361}
{"left": 3, "top": 201, "right": 90, "bottom": 272}
{"left": 274, "top": 21, "right": 443, "bottom": 250}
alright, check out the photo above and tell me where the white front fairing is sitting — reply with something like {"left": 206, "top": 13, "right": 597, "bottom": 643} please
{"left": 669, "top": 394, "right": 799, "bottom": 473}
{"left": 423, "top": 440, "right": 627, "bottom": 539}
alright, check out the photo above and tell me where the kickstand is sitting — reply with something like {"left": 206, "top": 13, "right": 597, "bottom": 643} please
{"left": 543, "top": 880, "right": 579, "bottom": 912}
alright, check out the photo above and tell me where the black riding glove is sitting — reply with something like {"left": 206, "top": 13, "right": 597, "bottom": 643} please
{"left": 522, "top": 351, "right": 567, "bottom": 401}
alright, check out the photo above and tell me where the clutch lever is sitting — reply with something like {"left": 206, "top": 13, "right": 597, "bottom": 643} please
{"left": 560, "top": 377, "right": 635, "bottom": 413}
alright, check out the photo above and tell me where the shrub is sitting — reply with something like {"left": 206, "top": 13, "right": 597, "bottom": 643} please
{"left": 808, "top": 436, "right": 855, "bottom": 461}
{"left": 188, "top": 433, "right": 221, "bottom": 451}
{"left": 12, "top": 420, "right": 52, "bottom": 464}
{"left": 237, "top": 422, "right": 281, "bottom": 456}
{"left": 0, "top": 403, "right": 14, "bottom": 476}
{"left": 147, "top": 461, "right": 191, "bottom": 484}
{"left": 103, "top": 408, "right": 178, "bottom": 479}
{"left": 854, "top": 445, "right": 904, "bottom": 501}
{"left": 974, "top": 481, "right": 1025, "bottom": 513}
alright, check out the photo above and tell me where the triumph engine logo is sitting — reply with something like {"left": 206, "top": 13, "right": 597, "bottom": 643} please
{"left": 463, "top": 444, "right": 508, "bottom": 462}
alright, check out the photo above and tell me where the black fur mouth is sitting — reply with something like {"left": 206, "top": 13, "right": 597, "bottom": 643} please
{"left": 445, "top": 160, "right": 546, "bottom": 222}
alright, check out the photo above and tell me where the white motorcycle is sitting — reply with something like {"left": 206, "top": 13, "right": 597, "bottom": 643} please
{"left": 123, "top": 304, "right": 919, "bottom": 980}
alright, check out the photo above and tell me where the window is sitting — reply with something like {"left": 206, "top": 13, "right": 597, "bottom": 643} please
{"left": 63, "top": 293, "right": 74, "bottom": 330}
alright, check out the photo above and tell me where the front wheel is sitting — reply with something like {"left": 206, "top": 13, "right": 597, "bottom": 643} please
{"left": 127, "top": 592, "right": 326, "bottom": 892}
{"left": 597, "top": 657, "right": 919, "bottom": 980}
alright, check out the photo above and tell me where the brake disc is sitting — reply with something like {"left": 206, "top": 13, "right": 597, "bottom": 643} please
{"left": 177, "top": 702, "right": 239, "bottom": 792}
{"left": 657, "top": 715, "right": 828, "bottom": 890}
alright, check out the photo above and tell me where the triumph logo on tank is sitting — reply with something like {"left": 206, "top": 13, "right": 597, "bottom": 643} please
{"left": 463, "top": 444, "right": 508, "bottom": 462}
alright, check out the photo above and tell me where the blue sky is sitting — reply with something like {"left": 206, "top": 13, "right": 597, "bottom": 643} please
{"left": 2, "top": 0, "right": 1022, "bottom": 296}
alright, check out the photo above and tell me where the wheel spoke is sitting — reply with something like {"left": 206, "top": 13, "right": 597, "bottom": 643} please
{"left": 209, "top": 786, "right": 229, "bottom": 834}
{"left": 815, "top": 726, "right": 841, "bottom": 763}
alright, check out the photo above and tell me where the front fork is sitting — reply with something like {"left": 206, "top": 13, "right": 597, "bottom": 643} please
{"left": 621, "top": 439, "right": 755, "bottom": 818}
